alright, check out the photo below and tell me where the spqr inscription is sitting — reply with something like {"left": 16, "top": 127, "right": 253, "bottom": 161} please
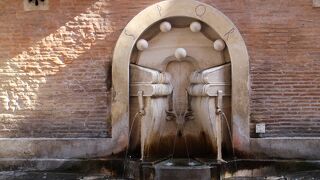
{"left": 124, "top": 29, "right": 136, "bottom": 40}
{"left": 224, "top": 28, "right": 235, "bottom": 41}
{"left": 156, "top": 5, "right": 162, "bottom": 17}
{"left": 195, "top": 4, "right": 206, "bottom": 18}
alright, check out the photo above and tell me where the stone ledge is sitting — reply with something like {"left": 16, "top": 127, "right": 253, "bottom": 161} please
{"left": 0, "top": 158, "right": 123, "bottom": 175}
{"left": 0, "top": 138, "right": 121, "bottom": 159}
{"left": 249, "top": 138, "right": 320, "bottom": 159}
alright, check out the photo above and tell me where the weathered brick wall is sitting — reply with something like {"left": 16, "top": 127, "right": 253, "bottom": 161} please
{"left": 200, "top": 0, "right": 320, "bottom": 138}
{"left": 239, "top": 0, "right": 320, "bottom": 137}
{"left": 0, "top": 0, "right": 117, "bottom": 138}
{"left": 0, "top": 0, "right": 319, "bottom": 138}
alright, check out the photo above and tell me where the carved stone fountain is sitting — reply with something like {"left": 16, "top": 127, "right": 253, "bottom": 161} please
{"left": 129, "top": 20, "right": 232, "bottom": 160}
{"left": 111, "top": 0, "right": 249, "bottom": 179}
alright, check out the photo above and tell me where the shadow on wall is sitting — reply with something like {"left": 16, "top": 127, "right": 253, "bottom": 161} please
{"left": 0, "top": 0, "right": 124, "bottom": 138}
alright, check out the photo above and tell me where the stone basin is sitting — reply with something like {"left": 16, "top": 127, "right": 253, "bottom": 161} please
{"left": 154, "top": 159, "right": 212, "bottom": 180}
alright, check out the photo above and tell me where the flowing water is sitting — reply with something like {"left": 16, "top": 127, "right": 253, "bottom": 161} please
{"left": 122, "top": 112, "right": 142, "bottom": 178}
{"left": 168, "top": 111, "right": 194, "bottom": 166}
{"left": 220, "top": 111, "right": 238, "bottom": 171}
{"left": 221, "top": 111, "right": 235, "bottom": 157}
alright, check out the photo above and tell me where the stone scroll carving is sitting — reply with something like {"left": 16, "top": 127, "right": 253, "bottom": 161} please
{"left": 188, "top": 63, "right": 231, "bottom": 160}
{"left": 188, "top": 63, "right": 231, "bottom": 96}
{"left": 130, "top": 64, "right": 172, "bottom": 97}
{"left": 129, "top": 64, "right": 173, "bottom": 158}
{"left": 129, "top": 62, "right": 232, "bottom": 159}
{"left": 130, "top": 64, "right": 171, "bottom": 85}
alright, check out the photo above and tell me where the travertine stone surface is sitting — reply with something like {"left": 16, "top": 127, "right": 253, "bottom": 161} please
{"left": 112, "top": 0, "right": 249, "bottom": 158}
{"left": 313, "top": 0, "right": 320, "bottom": 7}
{"left": 137, "top": 28, "right": 224, "bottom": 70}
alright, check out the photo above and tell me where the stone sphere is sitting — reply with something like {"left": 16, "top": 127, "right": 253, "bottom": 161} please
{"left": 190, "top": 21, "right": 202, "bottom": 32}
{"left": 136, "top": 39, "right": 148, "bottom": 51}
{"left": 160, "top": 21, "right": 172, "bottom": 32}
{"left": 213, "top": 39, "right": 226, "bottom": 51}
{"left": 175, "top": 48, "right": 187, "bottom": 60}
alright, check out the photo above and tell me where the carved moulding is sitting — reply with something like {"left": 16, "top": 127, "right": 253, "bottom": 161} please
{"left": 130, "top": 64, "right": 171, "bottom": 85}
{"left": 130, "top": 84, "right": 172, "bottom": 97}
{"left": 190, "top": 63, "right": 231, "bottom": 84}
{"left": 130, "top": 64, "right": 172, "bottom": 97}
{"left": 189, "top": 63, "right": 231, "bottom": 97}
{"left": 188, "top": 84, "right": 231, "bottom": 97}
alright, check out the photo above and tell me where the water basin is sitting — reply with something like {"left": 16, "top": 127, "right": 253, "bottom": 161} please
{"left": 153, "top": 159, "right": 212, "bottom": 180}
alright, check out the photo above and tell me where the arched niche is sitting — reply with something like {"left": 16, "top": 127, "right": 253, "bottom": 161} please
{"left": 111, "top": 0, "right": 250, "bottom": 155}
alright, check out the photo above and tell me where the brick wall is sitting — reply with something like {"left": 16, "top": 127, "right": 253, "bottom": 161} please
{"left": 200, "top": 0, "right": 320, "bottom": 138}
{"left": 239, "top": 0, "right": 320, "bottom": 137}
{"left": 0, "top": 0, "right": 319, "bottom": 138}
{"left": 0, "top": 0, "right": 117, "bottom": 138}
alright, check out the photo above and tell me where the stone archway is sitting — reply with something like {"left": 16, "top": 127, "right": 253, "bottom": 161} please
{"left": 111, "top": 0, "right": 249, "bottom": 155}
